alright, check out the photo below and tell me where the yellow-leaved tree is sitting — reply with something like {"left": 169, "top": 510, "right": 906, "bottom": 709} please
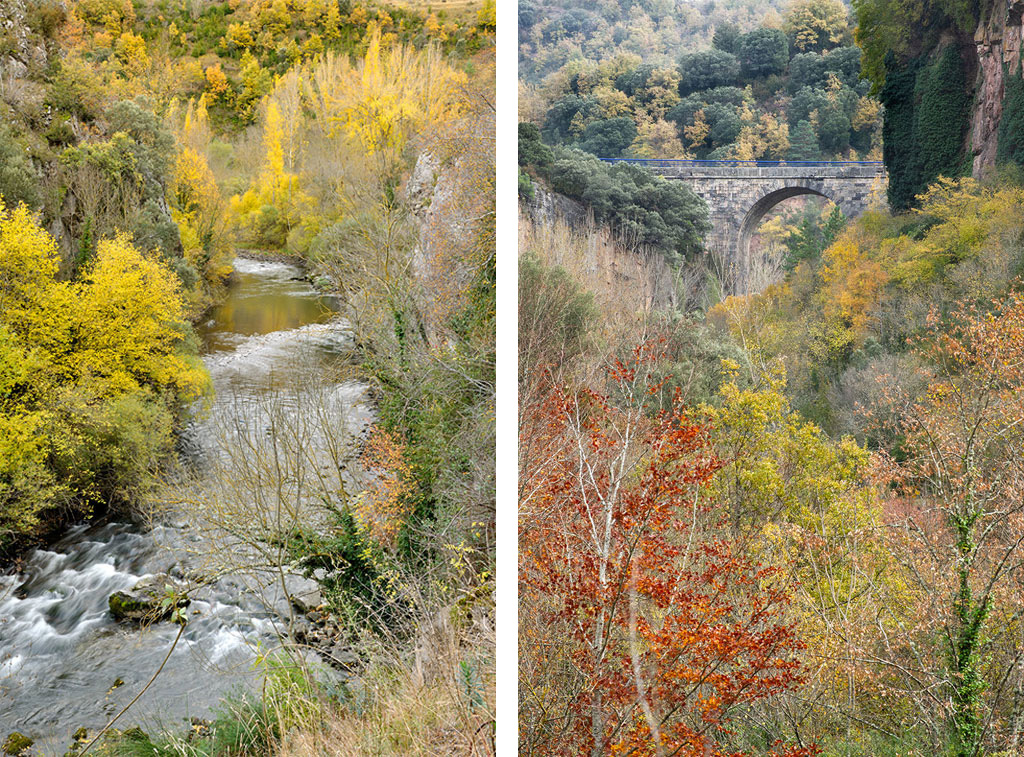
{"left": 0, "top": 200, "right": 207, "bottom": 548}
{"left": 321, "top": 26, "right": 468, "bottom": 187}
{"left": 0, "top": 202, "right": 61, "bottom": 327}
{"left": 0, "top": 202, "right": 64, "bottom": 545}
{"left": 229, "top": 99, "right": 316, "bottom": 251}
{"left": 702, "top": 362, "right": 900, "bottom": 745}
{"left": 70, "top": 235, "right": 208, "bottom": 399}
{"left": 168, "top": 96, "right": 233, "bottom": 304}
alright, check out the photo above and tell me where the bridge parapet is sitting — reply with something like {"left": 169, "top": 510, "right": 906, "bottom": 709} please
{"left": 601, "top": 158, "right": 887, "bottom": 181}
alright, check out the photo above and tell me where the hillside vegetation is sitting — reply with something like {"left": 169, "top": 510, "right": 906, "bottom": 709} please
{"left": 521, "top": 0, "right": 881, "bottom": 166}
{"left": 520, "top": 1, "right": 1024, "bottom": 756}
{"left": 1, "top": 0, "right": 495, "bottom": 752}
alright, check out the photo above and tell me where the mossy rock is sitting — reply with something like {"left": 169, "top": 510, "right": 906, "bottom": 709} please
{"left": 108, "top": 591, "right": 153, "bottom": 622}
{"left": 108, "top": 574, "right": 189, "bottom": 623}
{"left": 2, "top": 732, "right": 33, "bottom": 755}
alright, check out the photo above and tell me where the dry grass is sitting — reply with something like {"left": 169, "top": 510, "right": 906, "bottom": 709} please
{"left": 277, "top": 678, "right": 491, "bottom": 756}
{"left": 274, "top": 594, "right": 495, "bottom": 757}
{"left": 518, "top": 209, "right": 680, "bottom": 345}
{"left": 384, "top": 0, "right": 482, "bottom": 22}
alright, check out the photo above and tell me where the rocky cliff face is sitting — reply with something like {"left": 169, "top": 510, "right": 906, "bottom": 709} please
{"left": 0, "top": 0, "right": 45, "bottom": 79}
{"left": 405, "top": 113, "right": 495, "bottom": 349}
{"left": 971, "top": 0, "right": 1024, "bottom": 173}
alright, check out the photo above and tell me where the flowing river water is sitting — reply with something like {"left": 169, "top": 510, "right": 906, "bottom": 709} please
{"left": 0, "top": 257, "right": 368, "bottom": 751}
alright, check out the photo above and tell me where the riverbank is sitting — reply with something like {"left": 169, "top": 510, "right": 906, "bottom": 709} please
{"left": 0, "top": 257, "right": 368, "bottom": 751}
{"left": 234, "top": 249, "right": 308, "bottom": 267}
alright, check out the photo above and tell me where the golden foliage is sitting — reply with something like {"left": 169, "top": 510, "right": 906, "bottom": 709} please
{"left": 204, "top": 65, "right": 229, "bottom": 99}
{"left": 0, "top": 202, "right": 61, "bottom": 326}
{"left": 0, "top": 202, "right": 207, "bottom": 542}
{"left": 820, "top": 230, "right": 889, "bottom": 342}
{"left": 321, "top": 26, "right": 468, "bottom": 178}
{"left": 113, "top": 30, "right": 149, "bottom": 74}
{"left": 783, "top": 0, "right": 850, "bottom": 52}
{"left": 732, "top": 112, "right": 790, "bottom": 160}
{"left": 228, "top": 100, "right": 317, "bottom": 250}
{"left": 630, "top": 116, "right": 689, "bottom": 159}
{"left": 684, "top": 109, "right": 711, "bottom": 151}
{"left": 70, "top": 236, "right": 207, "bottom": 398}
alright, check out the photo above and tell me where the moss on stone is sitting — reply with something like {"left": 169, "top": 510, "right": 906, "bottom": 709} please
{"left": 108, "top": 591, "right": 151, "bottom": 621}
{"left": 3, "top": 732, "right": 33, "bottom": 755}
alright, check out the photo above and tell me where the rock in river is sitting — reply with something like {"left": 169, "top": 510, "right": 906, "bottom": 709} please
{"left": 108, "top": 574, "right": 190, "bottom": 623}
{"left": 2, "top": 732, "right": 32, "bottom": 756}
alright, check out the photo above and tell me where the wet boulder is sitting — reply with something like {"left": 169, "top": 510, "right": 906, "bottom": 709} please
{"left": 2, "top": 732, "right": 32, "bottom": 755}
{"left": 108, "top": 574, "right": 190, "bottom": 623}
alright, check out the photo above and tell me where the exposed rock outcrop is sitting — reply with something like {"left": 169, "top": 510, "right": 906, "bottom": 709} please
{"left": 971, "top": 0, "right": 1024, "bottom": 173}
{"left": 405, "top": 112, "right": 495, "bottom": 349}
{"left": 522, "top": 179, "right": 590, "bottom": 228}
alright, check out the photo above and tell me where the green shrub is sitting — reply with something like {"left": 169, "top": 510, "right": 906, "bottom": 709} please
{"left": 291, "top": 510, "right": 406, "bottom": 630}
{"left": 542, "top": 148, "right": 710, "bottom": 264}
{"left": 518, "top": 254, "right": 596, "bottom": 381}
{"left": 0, "top": 124, "right": 42, "bottom": 209}
{"left": 518, "top": 168, "right": 535, "bottom": 200}
{"left": 519, "top": 121, "right": 553, "bottom": 166}
{"left": 24, "top": 1, "right": 67, "bottom": 39}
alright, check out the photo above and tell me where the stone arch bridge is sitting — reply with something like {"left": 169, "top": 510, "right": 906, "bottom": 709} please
{"left": 602, "top": 159, "right": 888, "bottom": 293}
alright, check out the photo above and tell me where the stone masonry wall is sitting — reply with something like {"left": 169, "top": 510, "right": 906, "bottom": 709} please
{"left": 642, "top": 164, "right": 888, "bottom": 292}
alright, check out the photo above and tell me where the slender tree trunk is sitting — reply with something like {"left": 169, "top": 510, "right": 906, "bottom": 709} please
{"left": 1009, "top": 683, "right": 1024, "bottom": 756}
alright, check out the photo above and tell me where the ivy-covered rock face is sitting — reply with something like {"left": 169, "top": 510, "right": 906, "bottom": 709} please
{"left": 857, "top": 0, "right": 1024, "bottom": 205}
{"left": 880, "top": 45, "right": 972, "bottom": 210}
{"left": 997, "top": 62, "right": 1024, "bottom": 168}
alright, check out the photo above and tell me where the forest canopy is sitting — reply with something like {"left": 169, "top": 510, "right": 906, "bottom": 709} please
{"left": 520, "top": 0, "right": 878, "bottom": 166}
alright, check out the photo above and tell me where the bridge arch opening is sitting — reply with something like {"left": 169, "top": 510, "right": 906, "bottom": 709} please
{"left": 738, "top": 185, "right": 841, "bottom": 292}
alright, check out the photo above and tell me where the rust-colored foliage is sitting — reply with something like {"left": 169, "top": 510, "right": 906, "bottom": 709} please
{"left": 520, "top": 339, "right": 814, "bottom": 757}
{"left": 356, "top": 425, "right": 415, "bottom": 548}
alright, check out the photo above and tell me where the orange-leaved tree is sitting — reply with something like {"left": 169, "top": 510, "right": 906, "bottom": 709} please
{"left": 520, "top": 339, "right": 814, "bottom": 757}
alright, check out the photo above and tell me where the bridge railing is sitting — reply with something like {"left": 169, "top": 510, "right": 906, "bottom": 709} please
{"left": 599, "top": 158, "right": 886, "bottom": 168}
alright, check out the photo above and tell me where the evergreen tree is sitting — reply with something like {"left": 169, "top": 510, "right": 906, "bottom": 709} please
{"left": 677, "top": 49, "right": 740, "bottom": 94}
{"left": 713, "top": 22, "right": 741, "bottom": 54}
{"left": 739, "top": 28, "right": 790, "bottom": 78}
{"left": 787, "top": 119, "right": 820, "bottom": 160}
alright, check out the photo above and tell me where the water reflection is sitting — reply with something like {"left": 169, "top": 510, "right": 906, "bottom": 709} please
{"left": 196, "top": 257, "right": 338, "bottom": 353}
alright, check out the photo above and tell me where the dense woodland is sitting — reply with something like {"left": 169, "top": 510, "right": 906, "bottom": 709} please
{"left": 519, "top": 0, "right": 1024, "bottom": 756}
{"left": 1, "top": 0, "right": 494, "bottom": 752}
{"left": 520, "top": 0, "right": 881, "bottom": 174}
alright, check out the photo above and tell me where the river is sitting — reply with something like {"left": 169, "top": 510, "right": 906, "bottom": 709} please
{"left": 0, "top": 257, "right": 368, "bottom": 751}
